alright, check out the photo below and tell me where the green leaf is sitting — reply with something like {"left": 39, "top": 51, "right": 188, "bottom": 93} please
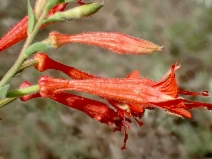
{"left": 0, "top": 84, "right": 10, "bottom": 99}
{"left": 27, "top": 0, "right": 36, "bottom": 34}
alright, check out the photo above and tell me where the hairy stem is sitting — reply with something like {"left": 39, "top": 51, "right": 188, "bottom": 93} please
{"left": 14, "top": 59, "right": 39, "bottom": 76}
{"left": 0, "top": 85, "right": 39, "bottom": 108}
{"left": 0, "top": 98, "right": 17, "bottom": 108}
{"left": 6, "top": 85, "right": 39, "bottom": 98}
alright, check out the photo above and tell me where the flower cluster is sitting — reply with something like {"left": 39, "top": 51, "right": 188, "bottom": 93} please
{"left": 19, "top": 52, "right": 212, "bottom": 149}
{"left": 1, "top": 0, "right": 212, "bottom": 150}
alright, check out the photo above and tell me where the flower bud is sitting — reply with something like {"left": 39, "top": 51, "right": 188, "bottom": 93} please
{"left": 43, "top": 2, "right": 104, "bottom": 24}
{"left": 48, "top": 31, "right": 163, "bottom": 54}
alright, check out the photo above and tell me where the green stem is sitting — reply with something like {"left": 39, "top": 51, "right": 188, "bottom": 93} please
{"left": 0, "top": 98, "right": 17, "bottom": 108}
{"left": 0, "top": 7, "right": 48, "bottom": 87}
{"left": 6, "top": 85, "right": 39, "bottom": 98}
{"left": 0, "top": 85, "right": 39, "bottom": 108}
{"left": 14, "top": 59, "right": 39, "bottom": 77}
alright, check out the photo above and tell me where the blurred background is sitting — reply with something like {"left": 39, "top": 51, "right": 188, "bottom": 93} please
{"left": 0, "top": 0, "right": 212, "bottom": 158}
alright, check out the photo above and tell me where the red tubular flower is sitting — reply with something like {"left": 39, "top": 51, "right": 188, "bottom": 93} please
{"left": 34, "top": 52, "right": 141, "bottom": 81}
{"left": 50, "top": 91, "right": 131, "bottom": 150}
{"left": 33, "top": 54, "right": 162, "bottom": 103}
{"left": 0, "top": 3, "right": 68, "bottom": 52}
{"left": 34, "top": 53, "right": 146, "bottom": 126}
{"left": 38, "top": 63, "right": 212, "bottom": 119}
{"left": 34, "top": 53, "right": 145, "bottom": 123}
{"left": 33, "top": 53, "right": 191, "bottom": 118}
{"left": 49, "top": 92, "right": 132, "bottom": 150}
{"left": 19, "top": 80, "right": 130, "bottom": 150}
{"left": 34, "top": 53, "right": 212, "bottom": 119}
{"left": 49, "top": 92, "right": 126, "bottom": 128}
{"left": 34, "top": 52, "right": 98, "bottom": 79}
{"left": 48, "top": 31, "right": 163, "bottom": 54}
{"left": 38, "top": 73, "right": 186, "bottom": 120}
{"left": 19, "top": 80, "right": 126, "bottom": 130}
{"left": 38, "top": 75, "right": 182, "bottom": 110}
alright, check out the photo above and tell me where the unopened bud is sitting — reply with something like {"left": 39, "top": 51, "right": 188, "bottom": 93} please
{"left": 43, "top": 2, "right": 104, "bottom": 24}
{"left": 48, "top": 31, "right": 163, "bottom": 54}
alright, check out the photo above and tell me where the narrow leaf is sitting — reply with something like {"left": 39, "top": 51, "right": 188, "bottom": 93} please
{"left": 0, "top": 84, "right": 10, "bottom": 99}
{"left": 27, "top": 0, "right": 36, "bottom": 34}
